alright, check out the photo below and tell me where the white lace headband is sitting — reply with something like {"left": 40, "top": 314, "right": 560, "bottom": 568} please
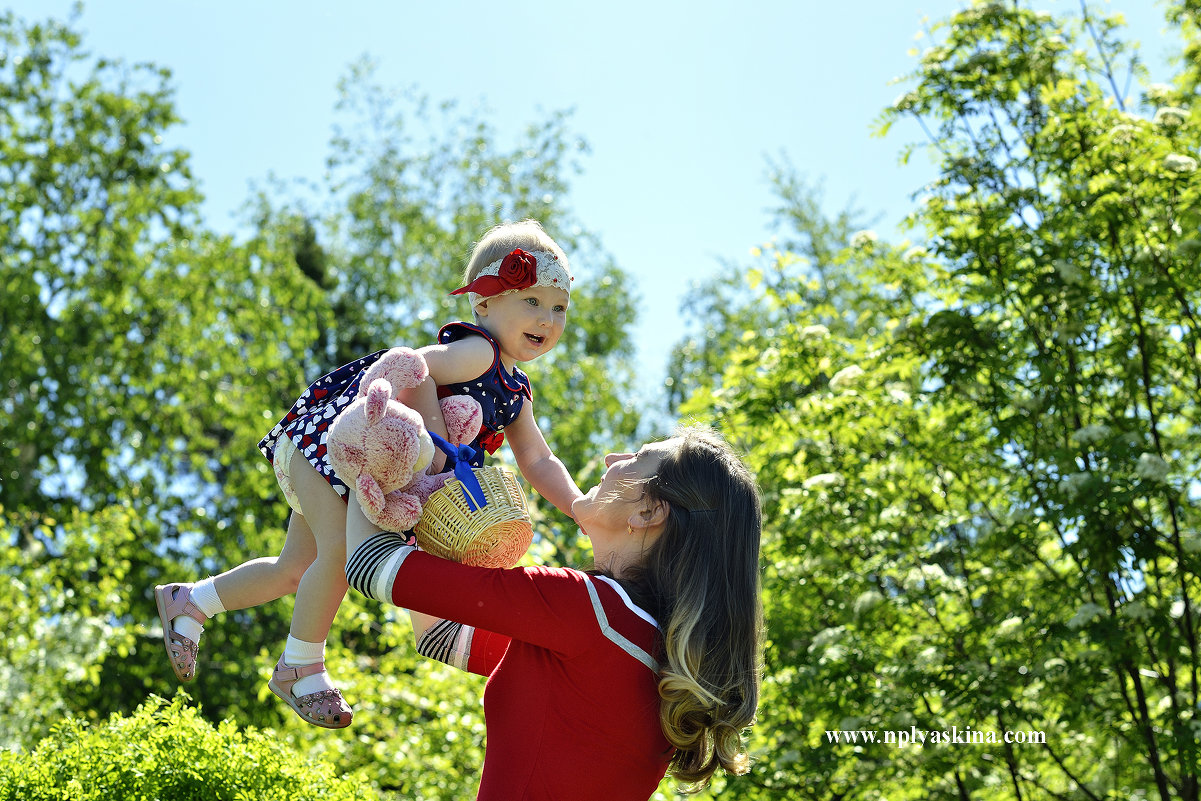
{"left": 450, "top": 248, "right": 573, "bottom": 307}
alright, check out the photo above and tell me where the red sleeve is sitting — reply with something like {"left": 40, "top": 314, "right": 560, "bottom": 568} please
{"left": 465, "top": 629, "right": 511, "bottom": 676}
{"left": 392, "top": 550, "right": 596, "bottom": 658}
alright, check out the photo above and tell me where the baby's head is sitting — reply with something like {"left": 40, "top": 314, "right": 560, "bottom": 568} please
{"left": 455, "top": 220, "right": 573, "bottom": 314}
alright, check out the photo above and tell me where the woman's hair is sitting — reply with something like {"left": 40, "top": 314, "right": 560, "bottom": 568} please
{"left": 463, "top": 219, "right": 571, "bottom": 284}
{"left": 620, "top": 425, "right": 764, "bottom": 791}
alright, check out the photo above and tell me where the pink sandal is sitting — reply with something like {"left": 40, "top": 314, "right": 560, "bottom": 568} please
{"left": 154, "top": 583, "right": 206, "bottom": 682}
{"left": 267, "top": 657, "right": 354, "bottom": 729}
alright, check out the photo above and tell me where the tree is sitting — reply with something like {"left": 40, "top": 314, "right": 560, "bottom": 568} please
{"left": 882, "top": 2, "right": 1201, "bottom": 797}
{"left": 1, "top": 10, "right": 645, "bottom": 800}
{"left": 674, "top": 2, "right": 1201, "bottom": 799}
{"left": 665, "top": 165, "right": 871, "bottom": 412}
{"left": 1, "top": 8, "right": 192, "bottom": 521}
{"left": 0, "top": 4, "right": 328, "bottom": 727}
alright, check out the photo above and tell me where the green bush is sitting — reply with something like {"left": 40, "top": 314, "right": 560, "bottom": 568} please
{"left": 0, "top": 694, "right": 380, "bottom": 801}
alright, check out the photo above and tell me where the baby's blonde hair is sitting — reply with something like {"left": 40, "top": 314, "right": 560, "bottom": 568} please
{"left": 463, "top": 219, "right": 572, "bottom": 285}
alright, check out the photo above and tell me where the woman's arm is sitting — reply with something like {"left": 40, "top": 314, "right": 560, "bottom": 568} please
{"left": 504, "top": 402, "right": 582, "bottom": 516}
{"left": 408, "top": 609, "right": 442, "bottom": 640}
{"left": 346, "top": 509, "right": 597, "bottom": 657}
{"left": 410, "top": 613, "right": 512, "bottom": 677}
{"left": 345, "top": 494, "right": 583, "bottom": 672}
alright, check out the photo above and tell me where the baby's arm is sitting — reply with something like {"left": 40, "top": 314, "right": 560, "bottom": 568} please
{"left": 504, "top": 402, "right": 582, "bottom": 517}
{"left": 398, "top": 337, "right": 495, "bottom": 473}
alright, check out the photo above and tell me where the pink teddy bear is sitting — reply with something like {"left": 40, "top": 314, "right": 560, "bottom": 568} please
{"left": 327, "top": 347, "right": 482, "bottom": 532}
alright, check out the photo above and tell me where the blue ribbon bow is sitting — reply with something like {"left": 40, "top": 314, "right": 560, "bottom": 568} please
{"left": 428, "top": 432, "right": 487, "bottom": 511}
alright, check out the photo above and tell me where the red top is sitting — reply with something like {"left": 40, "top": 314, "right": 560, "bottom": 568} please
{"left": 392, "top": 550, "right": 673, "bottom": 801}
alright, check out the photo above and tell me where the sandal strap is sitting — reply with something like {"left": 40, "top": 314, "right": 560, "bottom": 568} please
{"left": 179, "top": 600, "right": 206, "bottom": 626}
{"left": 273, "top": 659, "right": 326, "bottom": 683}
{"left": 159, "top": 584, "right": 207, "bottom": 626}
{"left": 168, "top": 630, "right": 197, "bottom": 650}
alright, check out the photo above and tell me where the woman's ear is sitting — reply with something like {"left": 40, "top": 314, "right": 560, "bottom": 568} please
{"left": 628, "top": 499, "right": 669, "bottom": 532}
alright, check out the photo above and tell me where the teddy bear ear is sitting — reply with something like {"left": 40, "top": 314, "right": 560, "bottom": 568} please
{"left": 364, "top": 380, "right": 394, "bottom": 426}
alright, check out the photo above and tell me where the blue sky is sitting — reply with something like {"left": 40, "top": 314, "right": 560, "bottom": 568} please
{"left": 10, "top": 0, "right": 1176, "bottom": 414}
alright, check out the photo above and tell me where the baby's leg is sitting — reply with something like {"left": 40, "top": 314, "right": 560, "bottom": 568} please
{"left": 155, "top": 510, "right": 317, "bottom": 683}
{"left": 210, "top": 512, "right": 319, "bottom": 610}
{"left": 345, "top": 490, "right": 383, "bottom": 556}
{"left": 265, "top": 454, "right": 355, "bottom": 728}
{"left": 289, "top": 457, "right": 349, "bottom": 643}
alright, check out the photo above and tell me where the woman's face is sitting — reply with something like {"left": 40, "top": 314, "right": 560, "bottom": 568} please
{"left": 572, "top": 440, "right": 674, "bottom": 536}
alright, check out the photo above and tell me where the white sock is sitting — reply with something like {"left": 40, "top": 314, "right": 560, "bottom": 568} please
{"left": 283, "top": 635, "right": 335, "bottom": 697}
{"left": 171, "top": 578, "right": 225, "bottom": 644}
{"left": 190, "top": 578, "right": 227, "bottom": 617}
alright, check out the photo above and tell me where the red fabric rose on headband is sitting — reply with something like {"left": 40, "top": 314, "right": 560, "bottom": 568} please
{"left": 451, "top": 248, "right": 539, "bottom": 298}
{"left": 496, "top": 249, "right": 538, "bottom": 289}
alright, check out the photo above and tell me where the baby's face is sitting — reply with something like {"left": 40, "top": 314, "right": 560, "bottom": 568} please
{"left": 476, "top": 285, "right": 570, "bottom": 364}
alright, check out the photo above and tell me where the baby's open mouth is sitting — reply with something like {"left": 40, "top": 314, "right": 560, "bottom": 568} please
{"left": 525, "top": 333, "right": 545, "bottom": 345}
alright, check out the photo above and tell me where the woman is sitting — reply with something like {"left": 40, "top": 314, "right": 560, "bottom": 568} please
{"left": 340, "top": 425, "right": 764, "bottom": 800}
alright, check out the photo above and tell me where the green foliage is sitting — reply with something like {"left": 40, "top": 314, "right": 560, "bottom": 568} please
{"left": 666, "top": 168, "right": 870, "bottom": 411}
{"left": 0, "top": 505, "right": 144, "bottom": 745}
{"left": 1, "top": 7, "right": 194, "bottom": 518}
{"left": 0, "top": 694, "right": 377, "bottom": 801}
{"left": 0, "top": 8, "right": 324, "bottom": 541}
{"left": 672, "top": 3, "right": 1201, "bottom": 800}
{"left": 0, "top": 7, "right": 639, "bottom": 800}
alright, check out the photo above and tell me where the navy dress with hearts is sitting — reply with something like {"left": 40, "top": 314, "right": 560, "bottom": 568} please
{"left": 258, "top": 322, "right": 532, "bottom": 503}
{"left": 258, "top": 350, "right": 385, "bottom": 503}
{"left": 434, "top": 322, "right": 532, "bottom": 468}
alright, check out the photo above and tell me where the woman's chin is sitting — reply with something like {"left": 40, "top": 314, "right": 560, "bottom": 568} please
{"left": 571, "top": 490, "right": 596, "bottom": 519}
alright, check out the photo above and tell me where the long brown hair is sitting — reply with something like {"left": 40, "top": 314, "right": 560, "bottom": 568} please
{"left": 621, "top": 425, "right": 764, "bottom": 790}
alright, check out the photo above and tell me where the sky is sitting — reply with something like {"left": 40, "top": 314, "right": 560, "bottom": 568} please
{"left": 8, "top": 0, "right": 1178, "bottom": 416}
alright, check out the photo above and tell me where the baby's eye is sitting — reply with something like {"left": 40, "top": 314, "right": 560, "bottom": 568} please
{"left": 554, "top": 304, "right": 567, "bottom": 313}
{"left": 525, "top": 297, "right": 539, "bottom": 306}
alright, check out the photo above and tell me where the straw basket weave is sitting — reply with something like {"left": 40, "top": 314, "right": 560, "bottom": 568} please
{"left": 413, "top": 465, "right": 533, "bottom": 568}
